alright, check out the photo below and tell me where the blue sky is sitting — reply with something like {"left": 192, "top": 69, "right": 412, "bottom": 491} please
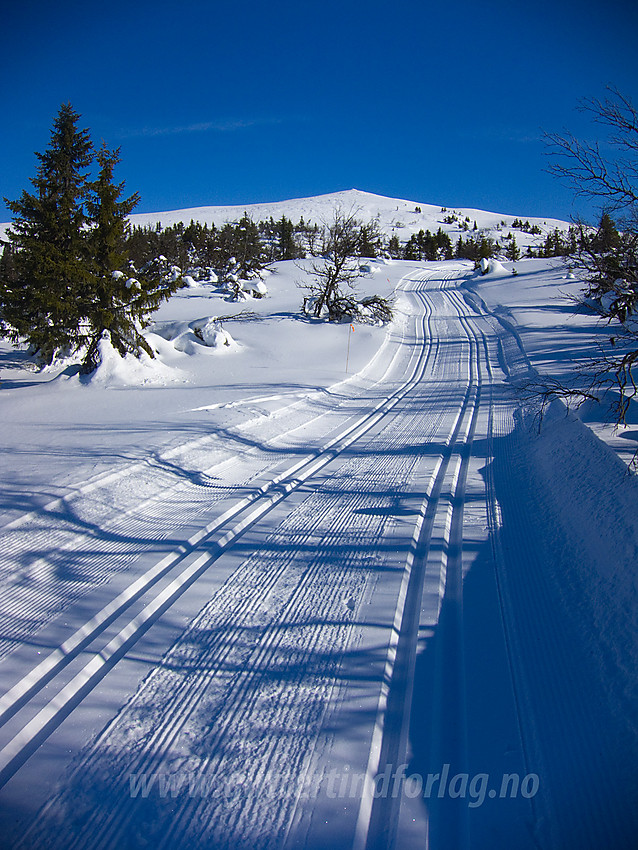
{"left": 1, "top": 0, "right": 637, "bottom": 223}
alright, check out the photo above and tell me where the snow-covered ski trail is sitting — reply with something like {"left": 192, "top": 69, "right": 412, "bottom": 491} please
{"left": 0, "top": 270, "right": 420, "bottom": 760}
{"left": 0, "top": 268, "right": 433, "bottom": 789}
{"left": 354, "top": 280, "right": 480, "bottom": 848}
{"left": 3, "top": 269, "right": 488, "bottom": 844}
{"left": 2, "top": 262, "right": 636, "bottom": 850}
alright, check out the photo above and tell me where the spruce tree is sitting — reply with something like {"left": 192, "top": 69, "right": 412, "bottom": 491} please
{"left": 593, "top": 212, "right": 621, "bottom": 252}
{"left": 1, "top": 105, "right": 183, "bottom": 372}
{"left": 82, "top": 142, "right": 184, "bottom": 370}
{"left": 277, "top": 215, "right": 297, "bottom": 260}
{"left": 82, "top": 143, "right": 138, "bottom": 369}
{"left": 236, "top": 213, "right": 263, "bottom": 276}
{"left": 2, "top": 103, "right": 93, "bottom": 363}
{"left": 87, "top": 145, "right": 139, "bottom": 279}
{"left": 505, "top": 234, "right": 521, "bottom": 262}
{"left": 387, "top": 234, "right": 401, "bottom": 259}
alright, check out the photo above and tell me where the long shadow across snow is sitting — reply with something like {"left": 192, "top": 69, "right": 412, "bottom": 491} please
{"left": 407, "top": 419, "right": 638, "bottom": 850}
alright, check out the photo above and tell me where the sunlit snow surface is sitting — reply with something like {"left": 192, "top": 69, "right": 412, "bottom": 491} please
{"left": 0, "top": 199, "right": 636, "bottom": 849}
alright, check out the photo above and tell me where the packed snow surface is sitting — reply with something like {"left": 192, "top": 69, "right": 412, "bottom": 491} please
{"left": 0, "top": 210, "right": 636, "bottom": 849}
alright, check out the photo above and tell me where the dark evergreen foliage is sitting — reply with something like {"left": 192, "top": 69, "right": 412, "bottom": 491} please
{"left": 81, "top": 144, "right": 180, "bottom": 371}
{"left": 0, "top": 104, "right": 182, "bottom": 370}
{"left": 403, "top": 228, "right": 453, "bottom": 261}
{"left": 454, "top": 234, "right": 498, "bottom": 261}
{"left": 276, "top": 215, "right": 301, "bottom": 260}
{"left": 2, "top": 103, "right": 93, "bottom": 362}
{"left": 511, "top": 218, "right": 542, "bottom": 235}
{"left": 387, "top": 234, "right": 402, "bottom": 259}
{"left": 357, "top": 220, "right": 382, "bottom": 258}
{"left": 125, "top": 212, "right": 309, "bottom": 277}
{"left": 505, "top": 233, "right": 521, "bottom": 262}
{"left": 573, "top": 214, "right": 637, "bottom": 322}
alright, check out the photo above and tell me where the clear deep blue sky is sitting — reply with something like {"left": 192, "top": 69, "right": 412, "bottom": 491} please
{"left": 2, "top": 0, "right": 637, "bottom": 223}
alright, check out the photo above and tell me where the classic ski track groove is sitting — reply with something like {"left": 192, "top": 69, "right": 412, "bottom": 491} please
{"left": 22, "top": 267, "right": 459, "bottom": 850}
{"left": 0, "top": 272, "right": 416, "bottom": 676}
{"left": 0, "top": 298, "right": 414, "bottom": 660}
{"left": 157, "top": 331, "right": 455, "bottom": 850}
{"left": 355, "top": 274, "right": 485, "bottom": 850}
{"left": 0, "top": 269, "right": 451, "bottom": 792}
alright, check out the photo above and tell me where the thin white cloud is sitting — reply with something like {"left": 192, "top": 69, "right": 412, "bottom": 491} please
{"left": 119, "top": 116, "right": 282, "bottom": 139}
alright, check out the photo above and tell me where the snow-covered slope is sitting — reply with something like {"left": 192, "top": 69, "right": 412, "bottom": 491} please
{"left": 126, "top": 187, "right": 570, "bottom": 249}
{"left": 0, "top": 189, "right": 571, "bottom": 253}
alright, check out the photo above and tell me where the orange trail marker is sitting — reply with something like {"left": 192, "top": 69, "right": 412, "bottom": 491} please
{"left": 346, "top": 323, "right": 355, "bottom": 372}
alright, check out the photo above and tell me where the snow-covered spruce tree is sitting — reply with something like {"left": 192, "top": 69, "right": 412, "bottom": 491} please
{"left": 1, "top": 103, "right": 93, "bottom": 363}
{"left": 0, "top": 106, "right": 183, "bottom": 373}
{"left": 505, "top": 234, "right": 521, "bottom": 262}
{"left": 300, "top": 209, "right": 392, "bottom": 323}
{"left": 215, "top": 213, "right": 267, "bottom": 298}
{"left": 81, "top": 143, "right": 181, "bottom": 372}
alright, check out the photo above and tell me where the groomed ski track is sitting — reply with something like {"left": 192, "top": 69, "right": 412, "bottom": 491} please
{"left": 0, "top": 263, "right": 636, "bottom": 849}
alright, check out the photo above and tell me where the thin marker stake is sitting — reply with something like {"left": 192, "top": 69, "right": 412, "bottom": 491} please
{"left": 346, "top": 323, "right": 355, "bottom": 372}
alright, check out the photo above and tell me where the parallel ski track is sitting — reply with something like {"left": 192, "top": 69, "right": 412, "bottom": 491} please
{"left": 355, "top": 275, "right": 490, "bottom": 850}
{"left": 154, "top": 285, "right": 465, "bottom": 850}
{"left": 417, "top": 291, "right": 489, "bottom": 850}
{"left": 0, "top": 349, "right": 401, "bottom": 660}
{"left": 69, "top": 417, "right": 449, "bottom": 850}
{"left": 0, "top": 268, "right": 450, "bottom": 795}
{"left": 0, "top": 284, "right": 417, "bottom": 661}
{"left": 18, "top": 266, "right": 480, "bottom": 850}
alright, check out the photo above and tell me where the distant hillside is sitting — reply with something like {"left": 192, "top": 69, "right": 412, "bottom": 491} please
{"left": 125, "top": 188, "right": 571, "bottom": 253}
{"left": 1, "top": 188, "right": 572, "bottom": 252}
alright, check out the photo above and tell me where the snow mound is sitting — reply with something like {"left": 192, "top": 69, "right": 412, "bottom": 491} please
{"left": 242, "top": 279, "right": 268, "bottom": 297}
{"left": 192, "top": 317, "right": 240, "bottom": 351}
{"left": 171, "top": 329, "right": 206, "bottom": 355}
{"left": 86, "top": 336, "right": 185, "bottom": 387}
{"left": 475, "top": 258, "right": 510, "bottom": 278}
{"left": 152, "top": 317, "right": 241, "bottom": 355}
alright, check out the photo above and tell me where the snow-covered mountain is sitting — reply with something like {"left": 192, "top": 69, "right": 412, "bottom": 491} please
{"left": 0, "top": 188, "right": 571, "bottom": 251}
{"left": 127, "top": 187, "right": 570, "bottom": 248}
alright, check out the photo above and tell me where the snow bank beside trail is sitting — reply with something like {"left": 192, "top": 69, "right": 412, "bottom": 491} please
{"left": 519, "top": 400, "right": 638, "bottom": 720}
